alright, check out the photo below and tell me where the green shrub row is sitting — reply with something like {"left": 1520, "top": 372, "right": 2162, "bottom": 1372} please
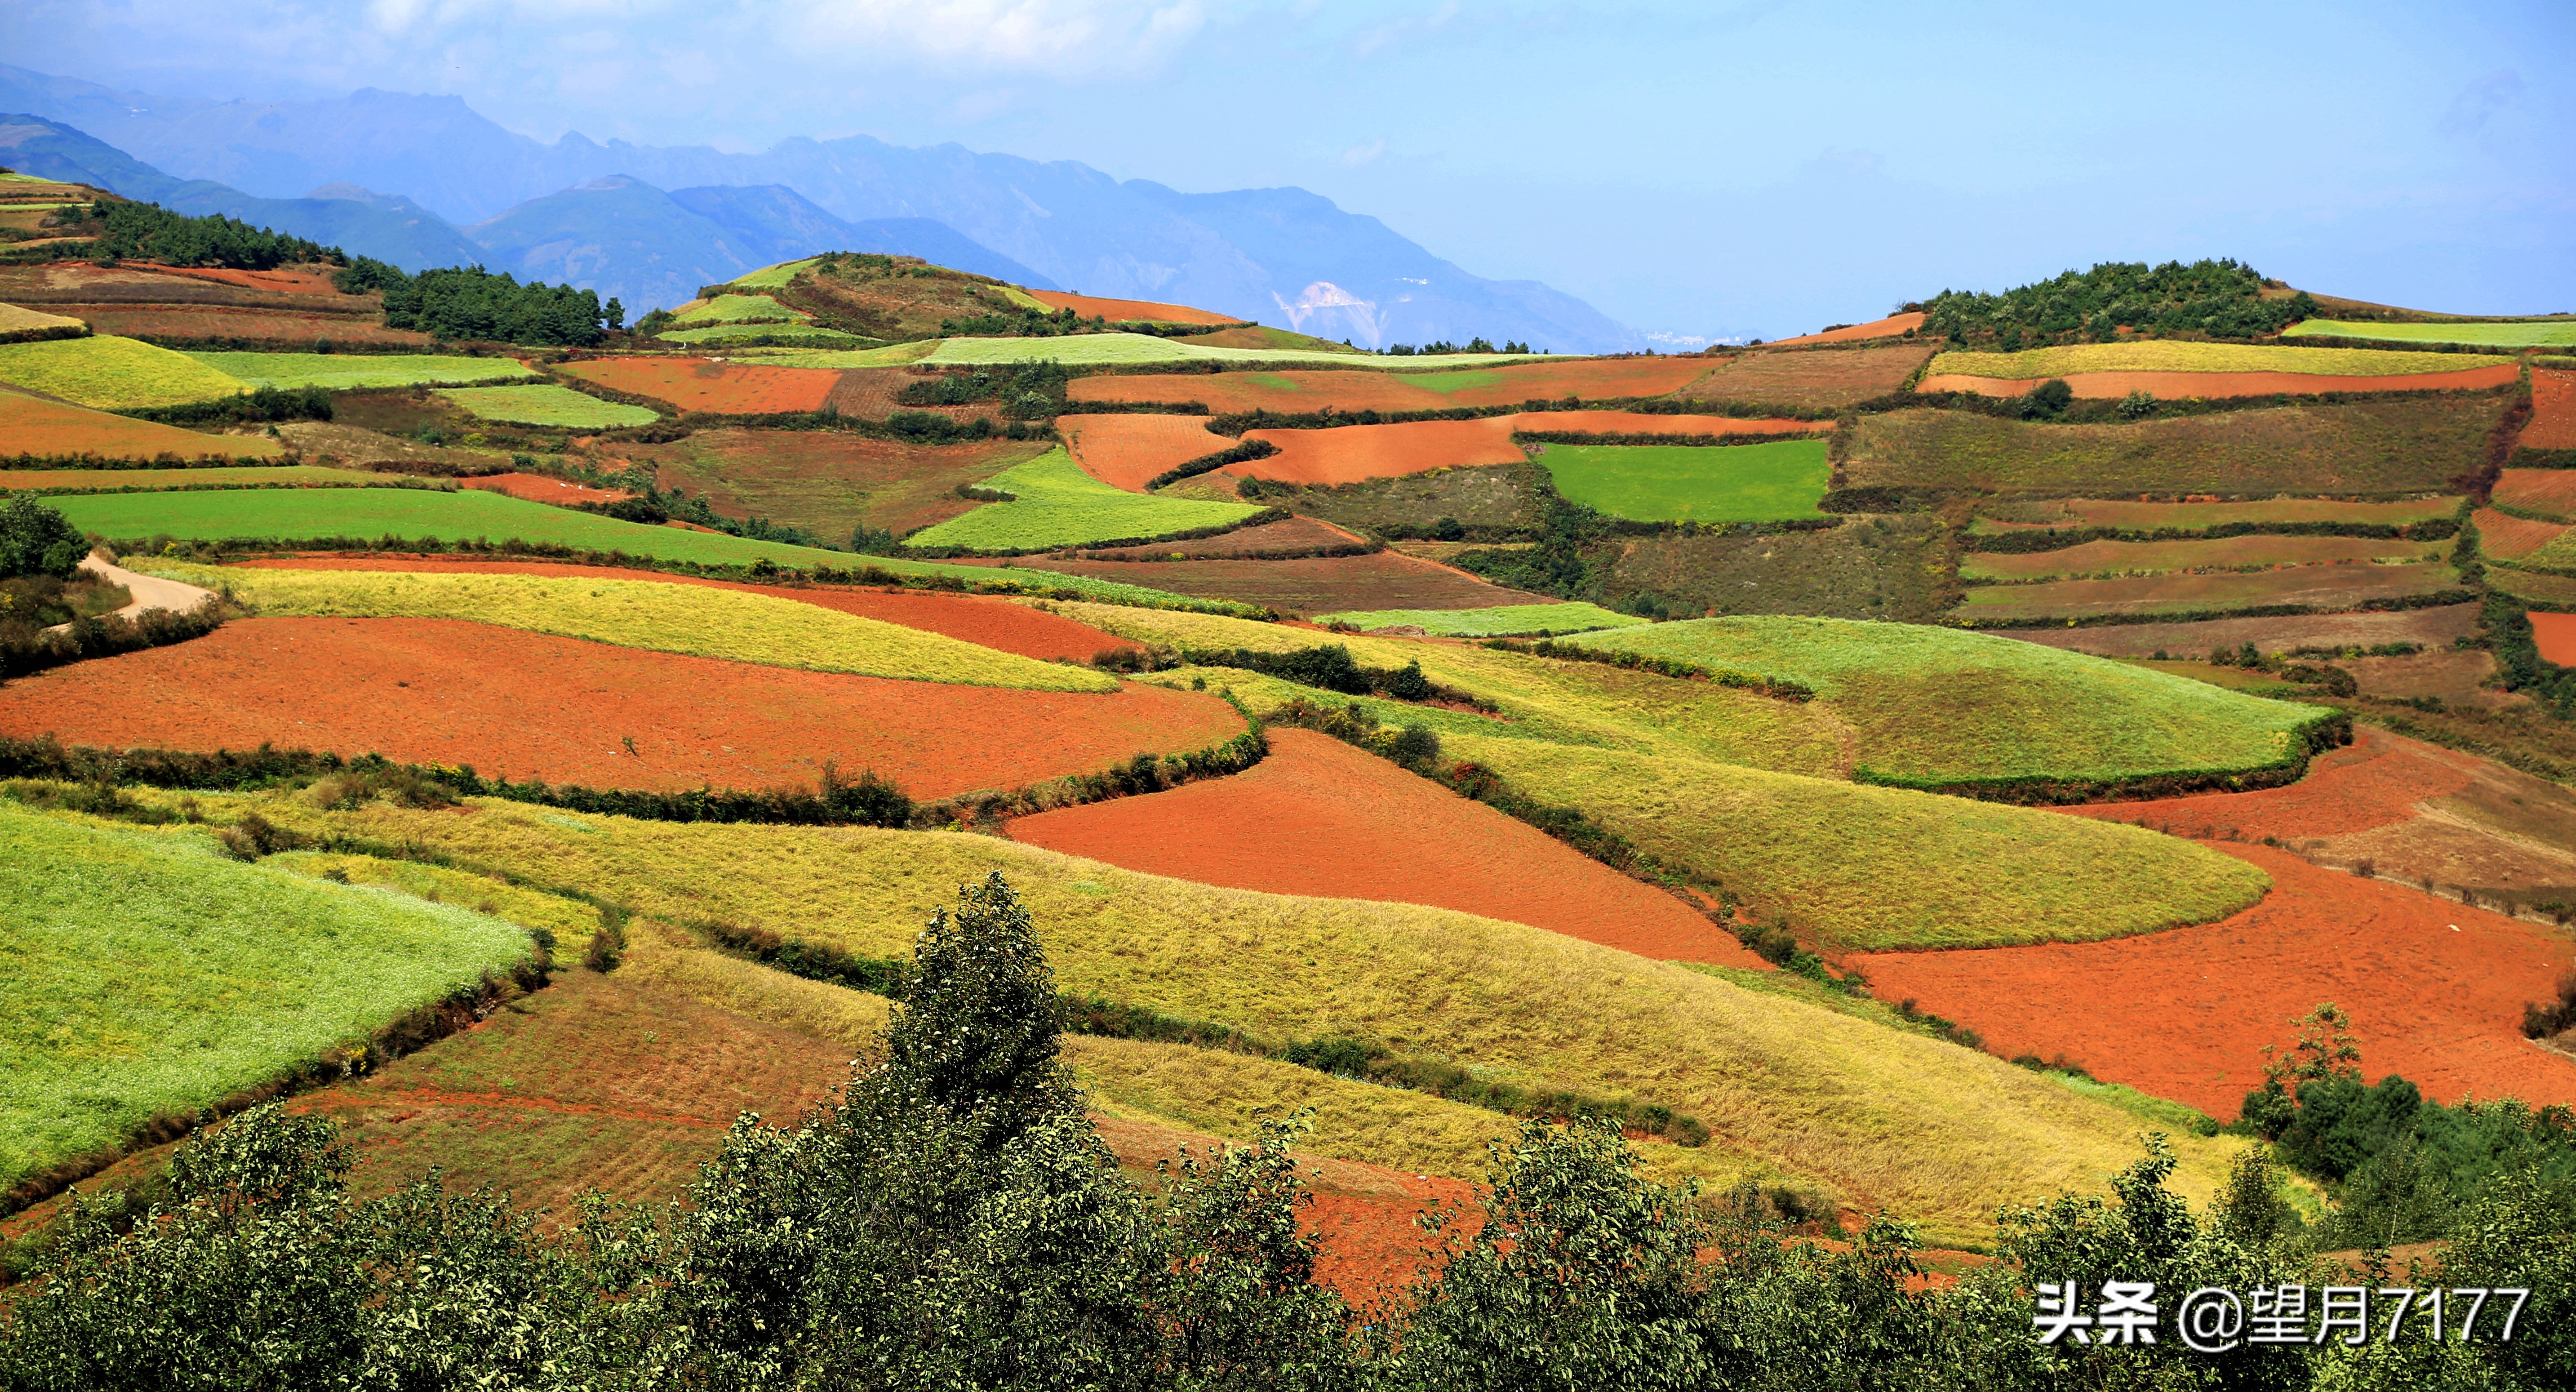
{"left": 1953, "top": 589, "right": 2479, "bottom": 629}
{"left": 1172, "top": 643, "right": 1486, "bottom": 707}
{"left": 1141, "top": 437, "right": 1277, "bottom": 491}
{"left": 1477, "top": 636, "right": 1816, "bottom": 701}
{"left": 0, "top": 452, "right": 307, "bottom": 470}
{"left": 0, "top": 596, "right": 228, "bottom": 680}
{"left": 119, "top": 385, "right": 333, "bottom": 426}
{"left": 1960, "top": 516, "right": 2460, "bottom": 555}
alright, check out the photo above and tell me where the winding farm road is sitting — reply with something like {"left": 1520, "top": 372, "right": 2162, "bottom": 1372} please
{"left": 40, "top": 555, "right": 214, "bottom": 634}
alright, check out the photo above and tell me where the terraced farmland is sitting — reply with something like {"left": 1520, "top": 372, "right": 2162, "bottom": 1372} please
{"left": 2284, "top": 317, "right": 2576, "bottom": 348}
{"left": 436, "top": 382, "right": 659, "bottom": 427}
{"left": 558, "top": 356, "right": 842, "bottom": 414}
{"left": 1959, "top": 534, "right": 2443, "bottom": 582}
{"left": 905, "top": 449, "right": 1265, "bottom": 551}
{"left": 0, "top": 384, "right": 283, "bottom": 458}
{"left": 185, "top": 351, "right": 538, "bottom": 391}
{"left": 0, "top": 334, "right": 248, "bottom": 408}
{"left": 1532, "top": 438, "right": 1831, "bottom": 522}
{"left": 1953, "top": 561, "right": 2462, "bottom": 623}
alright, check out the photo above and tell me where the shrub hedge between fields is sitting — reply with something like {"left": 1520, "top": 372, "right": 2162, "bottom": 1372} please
{"left": 1957, "top": 516, "right": 2462, "bottom": 554}
{"left": 1950, "top": 589, "right": 2480, "bottom": 629}
{"left": 0, "top": 596, "right": 230, "bottom": 681}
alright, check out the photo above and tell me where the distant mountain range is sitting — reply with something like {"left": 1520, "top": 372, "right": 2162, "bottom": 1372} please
{"left": 0, "top": 65, "right": 1639, "bottom": 351}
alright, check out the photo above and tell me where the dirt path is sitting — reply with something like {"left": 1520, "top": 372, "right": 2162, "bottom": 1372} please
{"left": 41, "top": 554, "right": 214, "bottom": 634}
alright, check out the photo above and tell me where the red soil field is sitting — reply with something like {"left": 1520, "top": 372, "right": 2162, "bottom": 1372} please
{"left": 1024, "top": 289, "right": 1238, "bottom": 326}
{"left": 1917, "top": 363, "right": 2520, "bottom": 400}
{"left": 0, "top": 386, "right": 282, "bottom": 458}
{"left": 1058, "top": 413, "right": 1236, "bottom": 490}
{"left": 2524, "top": 368, "right": 2576, "bottom": 450}
{"left": 1523, "top": 410, "right": 1825, "bottom": 439}
{"left": 126, "top": 263, "right": 345, "bottom": 295}
{"left": 53, "top": 304, "right": 431, "bottom": 346}
{"left": 1762, "top": 312, "right": 1927, "bottom": 348}
{"left": 822, "top": 368, "right": 990, "bottom": 424}
{"left": 2056, "top": 727, "right": 2475, "bottom": 841}
{"left": 2494, "top": 468, "right": 2576, "bottom": 521}
{"left": 1069, "top": 369, "right": 1448, "bottom": 415}
{"left": 606, "top": 429, "right": 1047, "bottom": 539}
{"left": 2534, "top": 613, "right": 2576, "bottom": 666}
{"left": 0, "top": 616, "right": 1234, "bottom": 798}
{"left": 1238, "top": 418, "right": 1523, "bottom": 485}
{"left": 247, "top": 555, "right": 1141, "bottom": 661}
{"left": 1674, "top": 343, "right": 1935, "bottom": 412}
{"left": 1852, "top": 844, "right": 2576, "bottom": 1119}
{"left": 558, "top": 357, "right": 840, "bottom": 415}
{"left": 1015, "top": 549, "right": 1547, "bottom": 613}
{"left": 1065, "top": 515, "right": 1368, "bottom": 560}
{"left": 1010, "top": 728, "right": 1767, "bottom": 965}
{"left": 2471, "top": 506, "right": 2567, "bottom": 560}
{"left": 459, "top": 472, "right": 633, "bottom": 506}
{"left": 1423, "top": 357, "right": 1714, "bottom": 407}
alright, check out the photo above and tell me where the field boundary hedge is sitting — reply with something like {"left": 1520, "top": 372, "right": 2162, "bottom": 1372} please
{"left": 1959, "top": 517, "right": 2460, "bottom": 553}
{"left": 1141, "top": 437, "right": 1277, "bottom": 491}
{"left": 1512, "top": 426, "right": 1835, "bottom": 448}
{"left": 33, "top": 478, "right": 453, "bottom": 498}
{"left": 700, "top": 916, "right": 1715, "bottom": 1148}
{"left": 1853, "top": 709, "right": 2354, "bottom": 805}
{"left": 1951, "top": 588, "right": 2479, "bottom": 629}
{"left": 0, "top": 451, "right": 296, "bottom": 470}
{"left": 0, "top": 595, "right": 231, "bottom": 681}
{"left": 1201, "top": 394, "right": 1840, "bottom": 435}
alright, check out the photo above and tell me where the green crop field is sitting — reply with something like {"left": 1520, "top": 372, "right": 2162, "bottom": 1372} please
{"left": 435, "top": 383, "right": 661, "bottom": 427}
{"left": 148, "top": 563, "right": 1116, "bottom": 691}
{"left": 48, "top": 485, "right": 1247, "bottom": 609}
{"left": 0, "top": 464, "right": 382, "bottom": 492}
{"left": 733, "top": 341, "right": 941, "bottom": 369}
{"left": 2285, "top": 318, "right": 2576, "bottom": 349}
{"left": 658, "top": 322, "right": 864, "bottom": 345}
{"left": 186, "top": 352, "right": 539, "bottom": 391}
{"left": 1954, "top": 562, "right": 2460, "bottom": 623}
{"left": 1535, "top": 439, "right": 1832, "bottom": 522}
{"left": 1845, "top": 399, "right": 2497, "bottom": 494}
{"left": 159, "top": 787, "right": 2245, "bottom": 1245}
{"left": 729, "top": 257, "right": 823, "bottom": 289}
{"left": 1926, "top": 340, "right": 2513, "bottom": 378}
{"left": 1544, "top": 614, "right": 2329, "bottom": 788}
{"left": 673, "top": 294, "right": 807, "bottom": 324}
{"left": 1967, "top": 495, "right": 2458, "bottom": 533}
{"left": 906, "top": 449, "right": 1265, "bottom": 551}
{"left": 1312, "top": 601, "right": 1646, "bottom": 636}
{"left": 0, "top": 334, "right": 247, "bottom": 409}
{"left": 0, "top": 802, "right": 532, "bottom": 1194}
{"left": 921, "top": 332, "right": 1550, "bottom": 369}
{"left": 1960, "top": 534, "right": 2443, "bottom": 582}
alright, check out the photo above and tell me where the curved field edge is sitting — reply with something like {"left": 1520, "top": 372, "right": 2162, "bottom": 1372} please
{"left": 0, "top": 804, "right": 534, "bottom": 1196}
{"left": 141, "top": 563, "right": 1121, "bottom": 693}
{"left": 904, "top": 449, "right": 1265, "bottom": 551}
{"left": 134, "top": 787, "right": 2247, "bottom": 1246}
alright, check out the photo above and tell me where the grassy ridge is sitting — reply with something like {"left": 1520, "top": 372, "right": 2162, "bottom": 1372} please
{"left": 1845, "top": 400, "right": 2496, "bottom": 494}
{"left": 673, "top": 294, "right": 807, "bottom": 325}
{"left": 2285, "top": 318, "right": 2576, "bottom": 348}
{"left": 1313, "top": 602, "right": 1645, "bottom": 636}
{"left": 145, "top": 564, "right": 1121, "bottom": 691}
{"left": 906, "top": 449, "right": 1265, "bottom": 551}
{"left": 185, "top": 352, "right": 539, "bottom": 391}
{"left": 196, "top": 790, "right": 2245, "bottom": 1245}
{"left": 1536, "top": 440, "right": 1832, "bottom": 522}
{"left": 1926, "top": 340, "right": 2514, "bottom": 379}
{"left": 435, "top": 384, "right": 660, "bottom": 427}
{"left": 0, "top": 335, "right": 247, "bottom": 409}
{"left": 1557, "top": 615, "right": 2326, "bottom": 785}
{"left": 921, "top": 333, "right": 1551, "bottom": 369}
{"left": 728, "top": 257, "right": 823, "bottom": 289}
{"left": 0, "top": 805, "right": 532, "bottom": 1194}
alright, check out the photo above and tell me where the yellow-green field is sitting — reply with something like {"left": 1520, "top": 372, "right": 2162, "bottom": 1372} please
{"left": 1924, "top": 340, "right": 2513, "bottom": 379}
{"left": 149, "top": 786, "right": 2246, "bottom": 1246}
{"left": 0, "top": 334, "right": 247, "bottom": 409}
{"left": 146, "top": 564, "right": 1120, "bottom": 692}
{"left": 0, "top": 465, "right": 382, "bottom": 492}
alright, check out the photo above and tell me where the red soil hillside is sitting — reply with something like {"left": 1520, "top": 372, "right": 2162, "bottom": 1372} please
{"left": 1852, "top": 844, "right": 2576, "bottom": 1119}
{"left": 2533, "top": 613, "right": 2576, "bottom": 666}
{"left": 1026, "top": 289, "right": 1238, "bottom": 326}
{"left": 2472, "top": 507, "right": 2567, "bottom": 560}
{"left": 1423, "top": 356, "right": 1714, "bottom": 407}
{"left": 1238, "top": 418, "right": 1524, "bottom": 484}
{"left": 1763, "top": 312, "right": 1926, "bottom": 348}
{"left": 1521, "top": 410, "right": 1826, "bottom": 439}
{"left": 559, "top": 357, "right": 839, "bottom": 414}
{"left": 1068, "top": 369, "right": 1447, "bottom": 414}
{"left": 1916, "top": 363, "right": 2519, "bottom": 400}
{"left": 1013, "top": 549, "right": 1549, "bottom": 613}
{"left": 0, "top": 616, "right": 1232, "bottom": 798}
{"left": 460, "top": 473, "right": 633, "bottom": 506}
{"left": 1059, "top": 413, "right": 1237, "bottom": 490}
{"left": 2494, "top": 469, "right": 2576, "bottom": 521}
{"left": 1009, "top": 727, "right": 1766, "bottom": 965}
{"left": 2525, "top": 368, "right": 2576, "bottom": 450}
{"left": 246, "top": 556, "right": 1140, "bottom": 662}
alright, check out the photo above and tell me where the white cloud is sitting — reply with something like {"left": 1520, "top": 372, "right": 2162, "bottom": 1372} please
{"left": 787, "top": 0, "right": 1208, "bottom": 76}
{"left": 1339, "top": 137, "right": 1385, "bottom": 166}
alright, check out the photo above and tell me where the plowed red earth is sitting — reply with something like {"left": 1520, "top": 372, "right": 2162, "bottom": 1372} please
{"left": 1013, "top": 548, "right": 1545, "bottom": 613}
{"left": 1762, "top": 312, "right": 1927, "bottom": 348}
{"left": 0, "top": 386, "right": 281, "bottom": 458}
{"left": 1917, "top": 364, "right": 2520, "bottom": 400}
{"left": 0, "top": 616, "right": 1231, "bottom": 797}
{"left": 2525, "top": 369, "right": 2576, "bottom": 450}
{"left": 1069, "top": 370, "right": 1446, "bottom": 414}
{"left": 1059, "top": 414, "right": 1236, "bottom": 490}
{"left": 2534, "top": 613, "right": 2576, "bottom": 666}
{"left": 2496, "top": 468, "right": 2576, "bottom": 521}
{"left": 1025, "top": 289, "right": 1238, "bottom": 325}
{"left": 1426, "top": 357, "right": 1716, "bottom": 406}
{"left": 822, "top": 368, "right": 990, "bottom": 424}
{"left": 1526, "top": 410, "right": 1825, "bottom": 439}
{"left": 2471, "top": 507, "right": 2567, "bottom": 560}
{"left": 125, "top": 263, "right": 344, "bottom": 295}
{"left": 559, "top": 357, "right": 840, "bottom": 414}
{"left": 243, "top": 555, "right": 1140, "bottom": 661}
{"left": 459, "top": 473, "right": 633, "bottom": 506}
{"left": 2055, "top": 726, "right": 2474, "bottom": 839}
{"left": 55, "top": 304, "right": 431, "bottom": 346}
{"left": 1239, "top": 418, "right": 1523, "bottom": 484}
{"left": 1852, "top": 844, "right": 2576, "bottom": 1118}
{"left": 1010, "top": 728, "right": 1767, "bottom": 964}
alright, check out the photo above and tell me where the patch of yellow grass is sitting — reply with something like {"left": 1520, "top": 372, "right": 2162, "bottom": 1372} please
{"left": 1925, "top": 340, "right": 2511, "bottom": 380}
{"left": 148, "top": 564, "right": 1116, "bottom": 692}
{"left": 178, "top": 787, "right": 2247, "bottom": 1246}
{"left": 266, "top": 850, "right": 603, "bottom": 952}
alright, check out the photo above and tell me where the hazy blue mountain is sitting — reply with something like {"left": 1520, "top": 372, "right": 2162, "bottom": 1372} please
{"left": 0, "top": 111, "right": 484, "bottom": 271}
{"left": 0, "top": 65, "right": 1637, "bottom": 350}
{"left": 663, "top": 186, "right": 1056, "bottom": 288}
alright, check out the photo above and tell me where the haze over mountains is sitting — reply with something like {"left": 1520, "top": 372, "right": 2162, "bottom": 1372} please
{"left": 0, "top": 64, "right": 1639, "bottom": 351}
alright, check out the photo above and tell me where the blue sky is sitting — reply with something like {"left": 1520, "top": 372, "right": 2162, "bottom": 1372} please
{"left": 6, "top": 0, "right": 2572, "bottom": 341}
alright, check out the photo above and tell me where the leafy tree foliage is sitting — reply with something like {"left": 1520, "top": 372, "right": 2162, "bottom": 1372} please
{"left": 1922, "top": 259, "right": 2319, "bottom": 347}
{"left": 0, "top": 495, "right": 87, "bottom": 580}
{"left": 333, "top": 258, "right": 606, "bottom": 346}
{"left": 88, "top": 201, "right": 335, "bottom": 270}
